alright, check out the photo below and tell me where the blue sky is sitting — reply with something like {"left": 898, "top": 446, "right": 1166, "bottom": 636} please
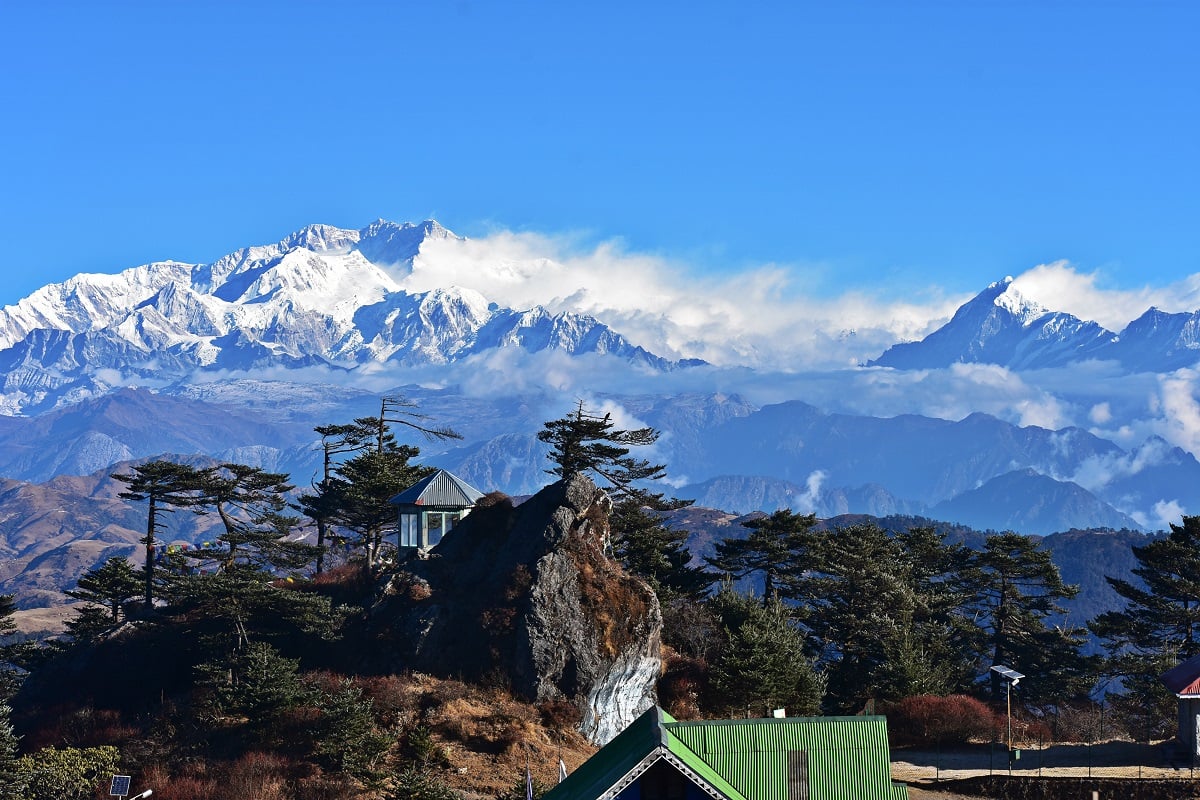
{"left": 1, "top": 0, "right": 1196, "bottom": 306}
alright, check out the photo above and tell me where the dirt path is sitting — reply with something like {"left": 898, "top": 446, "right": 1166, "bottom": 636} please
{"left": 892, "top": 740, "right": 1200, "bottom": 799}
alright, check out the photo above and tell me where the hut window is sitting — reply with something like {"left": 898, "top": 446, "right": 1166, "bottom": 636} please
{"left": 427, "top": 513, "right": 446, "bottom": 546}
{"left": 399, "top": 514, "right": 420, "bottom": 548}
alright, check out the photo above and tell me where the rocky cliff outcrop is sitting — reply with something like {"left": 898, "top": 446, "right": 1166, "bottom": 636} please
{"left": 374, "top": 474, "right": 661, "bottom": 744}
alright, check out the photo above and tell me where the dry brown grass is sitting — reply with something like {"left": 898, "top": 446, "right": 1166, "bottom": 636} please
{"left": 405, "top": 675, "right": 595, "bottom": 797}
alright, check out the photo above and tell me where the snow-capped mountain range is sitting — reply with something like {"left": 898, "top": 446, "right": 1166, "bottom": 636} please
{"left": 0, "top": 220, "right": 689, "bottom": 414}
{"left": 873, "top": 276, "right": 1200, "bottom": 372}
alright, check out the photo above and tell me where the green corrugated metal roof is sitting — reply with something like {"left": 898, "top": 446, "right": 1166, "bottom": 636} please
{"left": 542, "top": 708, "right": 748, "bottom": 800}
{"left": 542, "top": 708, "right": 907, "bottom": 800}
{"left": 666, "top": 716, "right": 903, "bottom": 800}
{"left": 663, "top": 731, "right": 748, "bottom": 800}
{"left": 541, "top": 707, "right": 666, "bottom": 800}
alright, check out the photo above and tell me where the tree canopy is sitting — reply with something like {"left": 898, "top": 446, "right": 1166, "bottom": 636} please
{"left": 538, "top": 401, "right": 665, "bottom": 495}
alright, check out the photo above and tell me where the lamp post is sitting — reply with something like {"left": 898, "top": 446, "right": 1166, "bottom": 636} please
{"left": 990, "top": 665, "right": 1024, "bottom": 772}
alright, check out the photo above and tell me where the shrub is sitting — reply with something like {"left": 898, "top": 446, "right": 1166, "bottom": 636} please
{"left": 385, "top": 766, "right": 462, "bottom": 800}
{"left": 224, "top": 751, "right": 291, "bottom": 800}
{"left": 1051, "top": 704, "right": 1110, "bottom": 743}
{"left": 885, "top": 695, "right": 1003, "bottom": 746}
{"left": 359, "top": 674, "right": 420, "bottom": 728}
{"left": 657, "top": 654, "right": 707, "bottom": 720}
{"left": 537, "top": 698, "right": 582, "bottom": 730}
{"left": 293, "top": 771, "right": 360, "bottom": 800}
{"left": 150, "top": 775, "right": 217, "bottom": 800}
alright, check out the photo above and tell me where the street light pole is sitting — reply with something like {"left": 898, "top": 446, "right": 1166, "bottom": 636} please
{"left": 1006, "top": 678, "right": 1012, "bottom": 750}
{"left": 990, "top": 664, "right": 1024, "bottom": 773}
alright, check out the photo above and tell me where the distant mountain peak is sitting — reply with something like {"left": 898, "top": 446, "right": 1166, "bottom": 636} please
{"left": 991, "top": 281, "right": 1048, "bottom": 324}
{"left": 279, "top": 223, "right": 360, "bottom": 254}
{"left": 871, "top": 276, "right": 1117, "bottom": 371}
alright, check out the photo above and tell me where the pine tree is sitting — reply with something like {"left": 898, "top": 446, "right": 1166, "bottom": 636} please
{"left": 313, "top": 679, "right": 394, "bottom": 781}
{"left": 788, "top": 523, "right": 917, "bottom": 711}
{"left": 297, "top": 396, "right": 459, "bottom": 567}
{"left": 167, "top": 563, "right": 339, "bottom": 655}
{"left": 0, "top": 595, "right": 28, "bottom": 701}
{"left": 610, "top": 495, "right": 713, "bottom": 602}
{"left": 386, "top": 767, "right": 462, "bottom": 800}
{"left": 62, "top": 606, "right": 112, "bottom": 646}
{"left": 65, "top": 557, "right": 142, "bottom": 622}
{"left": 192, "top": 463, "right": 312, "bottom": 572}
{"left": 325, "top": 445, "right": 432, "bottom": 565}
{"left": 706, "top": 510, "right": 816, "bottom": 604}
{"left": 302, "top": 421, "right": 375, "bottom": 573}
{"left": 195, "top": 640, "right": 308, "bottom": 731}
{"left": 0, "top": 701, "right": 23, "bottom": 800}
{"left": 111, "top": 460, "right": 201, "bottom": 610}
{"left": 1090, "top": 516, "right": 1200, "bottom": 737}
{"left": 892, "top": 526, "right": 980, "bottom": 695}
{"left": 538, "top": 401, "right": 665, "bottom": 495}
{"left": 966, "top": 531, "right": 1094, "bottom": 703}
{"left": 706, "top": 586, "right": 824, "bottom": 716}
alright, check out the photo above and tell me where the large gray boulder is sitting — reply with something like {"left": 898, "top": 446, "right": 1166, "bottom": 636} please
{"left": 377, "top": 473, "right": 661, "bottom": 744}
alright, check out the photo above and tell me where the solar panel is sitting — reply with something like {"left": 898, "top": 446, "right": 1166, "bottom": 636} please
{"left": 990, "top": 665, "right": 1025, "bottom": 683}
{"left": 111, "top": 775, "right": 132, "bottom": 796}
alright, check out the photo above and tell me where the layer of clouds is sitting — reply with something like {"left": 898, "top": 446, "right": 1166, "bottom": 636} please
{"left": 1069, "top": 437, "right": 1173, "bottom": 493}
{"left": 408, "top": 232, "right": 964, "bottom": 370}
{"left": 409, "top": 232, "right": 1200, "bottom": 373}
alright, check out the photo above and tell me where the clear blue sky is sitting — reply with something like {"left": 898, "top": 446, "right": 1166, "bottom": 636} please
{"left": 1, "top": 0, "right": 1196, "bottom": 304}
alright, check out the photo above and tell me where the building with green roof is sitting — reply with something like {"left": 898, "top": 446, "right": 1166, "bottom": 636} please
{"left": 544, "top": 706, "right": 907, "bottom": 800}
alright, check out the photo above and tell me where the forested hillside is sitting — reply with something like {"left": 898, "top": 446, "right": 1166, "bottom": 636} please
{"left": 0, "top": 400, "right": 1195, "bottom": 799}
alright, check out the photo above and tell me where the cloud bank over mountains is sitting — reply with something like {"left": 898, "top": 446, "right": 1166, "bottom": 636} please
{"left": 395, "top": 229, "right": 1200, "bottom": 477}
{"left": 407, "top": 230, "right": 967, "bottom": 370}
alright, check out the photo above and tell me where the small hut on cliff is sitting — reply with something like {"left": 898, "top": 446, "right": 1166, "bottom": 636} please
{"left": 389, "top": 468, "right": 484, "bottom": 554}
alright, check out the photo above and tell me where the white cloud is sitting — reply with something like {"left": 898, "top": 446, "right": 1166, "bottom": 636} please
{"left": 1152, "top": 369, "right": 1200, "bottom": 455}
{"left": 1069, "top": 437, "right": 1172, "bottom": 493}
{"left": 406, "top": 232, "right": 1200, "bottom": 377}
{"left": 408, "top": 231, "right": 964, "bottom": 371}
{"left": 1152, "top": 499, "right": 1186, "bottom": 529}
{"left": 798, "top": 470, "right": 827, "bottom": 513}
{"left": 1010, "top": 261, "right": 1200, "bottom": 332}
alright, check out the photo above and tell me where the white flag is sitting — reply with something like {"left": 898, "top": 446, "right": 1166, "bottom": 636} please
{"left": 558, "top": 757, "right": 568, "bottom": 783}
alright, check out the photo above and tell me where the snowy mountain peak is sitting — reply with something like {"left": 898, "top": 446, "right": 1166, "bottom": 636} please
{"left": 354, "top": 219, "right": 457, "bottom": 266}
{"left": 280, "top": 223, "right": 360, "bottom": 254}
{"left": 871, "top": 277, "right": 1115, "bottom": 370}
{"left": 992, "top": 281, "right": 1048, "bottom": 324}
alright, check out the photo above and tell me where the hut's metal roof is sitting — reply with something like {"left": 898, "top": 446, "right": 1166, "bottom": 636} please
{"left": 1163, "top": 653, "right": 1200, "bottom": 696}
{"left": 387, "top": 469, "right": 484, "bottom": 509}
{"left": 667, "top": 715, "right": 906, "bottom": 800}
{"left": 543, "top": 707, "right": 747, "bottom": 800}
{"left": 543, "top": 707, "right": 907, "bottom": 800}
